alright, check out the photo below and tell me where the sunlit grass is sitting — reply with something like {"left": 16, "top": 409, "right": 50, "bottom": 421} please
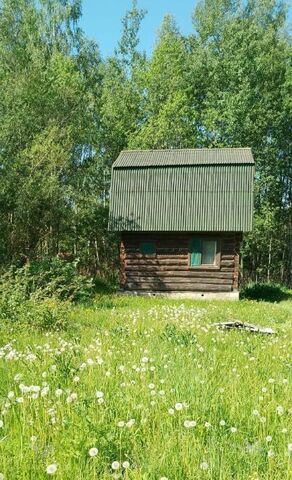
{"left": 0, "top": 297, "right": 291, "bottom": 479}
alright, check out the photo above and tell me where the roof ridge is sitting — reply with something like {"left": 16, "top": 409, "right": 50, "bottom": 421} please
{"left": 120, "top": 147, "right": 252, "bottom": 153}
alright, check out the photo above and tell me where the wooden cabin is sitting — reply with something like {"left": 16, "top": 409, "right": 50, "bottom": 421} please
{"left": 109, "top": 148, "right": 254, "bottom": 299}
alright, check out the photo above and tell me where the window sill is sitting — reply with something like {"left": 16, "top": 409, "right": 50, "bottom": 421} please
{"left": 189, "top": 265, "right": 220, "bottom": 271}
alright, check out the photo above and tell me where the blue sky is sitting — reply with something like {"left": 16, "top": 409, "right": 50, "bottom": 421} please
{"left": 80, "top": 0, "right": 292, "bottom": 58}
{"left": 80, "top": 0, "right": 196, "bottom": 58}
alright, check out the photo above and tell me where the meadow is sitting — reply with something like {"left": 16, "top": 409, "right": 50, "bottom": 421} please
{"left": 0, "top": 295, "right": 291, "bottom": 479}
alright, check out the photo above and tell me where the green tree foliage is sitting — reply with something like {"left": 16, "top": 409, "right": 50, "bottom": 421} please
{"left": 130, "top": 15, "right": 196, "bottom": 149}
{"left": 99, "top": 0, "right": 146, "bottom": 164}
{"left": 0, "top": 0, "right": 113, "bottom": 273}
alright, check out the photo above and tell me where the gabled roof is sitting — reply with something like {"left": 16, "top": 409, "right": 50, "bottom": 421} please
{"left": 109, "top": 148, "right": 255, "bottom": 232}
{"left": 113, "top": 148, "right": 254, "bottom": 168}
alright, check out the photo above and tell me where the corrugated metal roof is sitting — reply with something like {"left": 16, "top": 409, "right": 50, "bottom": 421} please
{"left": 109, "top": 149, "right": 255, "bottom": 232}
{"left": 113, "top": 148, "right": 254, "bottom": 168}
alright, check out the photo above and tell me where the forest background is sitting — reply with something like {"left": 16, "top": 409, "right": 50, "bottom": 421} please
{"left": 0, "top": 0, "right": 291, "bottom": 288}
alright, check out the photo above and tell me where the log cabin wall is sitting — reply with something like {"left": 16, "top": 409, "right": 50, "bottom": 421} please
{"left": 120, "top": 232, "right": 242, "bottom": 293}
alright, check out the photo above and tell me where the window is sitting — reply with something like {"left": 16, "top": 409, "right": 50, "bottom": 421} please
{"left": 140, "top": 242, "right": 156, "bottom": 255}
{"left": 190, "top": 238, "right": 218, "bottom": 267}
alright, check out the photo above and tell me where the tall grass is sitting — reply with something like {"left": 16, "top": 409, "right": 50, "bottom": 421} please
{"left": 0, "top": 297, "right": 291, "bottom": 479}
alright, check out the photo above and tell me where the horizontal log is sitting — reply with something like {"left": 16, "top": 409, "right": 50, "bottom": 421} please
{"left": 125, "top": 254, "right": 188, "bottom": 259}
{"left": 126, "top": 265, "right": 194, "bottom": 271}
{"left": 221, "top": 255, "right": 235, "bottom": 261}
{"left": 125, "top": 265, "right": 234, "bottom": 273}
{"left": 126, "top": 259, "right": 188, "bottom": 266}
{"left": 126, "top": 276, "right": 232, "bottom": 285}
{"left": 220, "top": 260, "right": 234, "bottom": 267}
{"left": 125, "top": 270, "right": 233, "bottom": 279}
{"left": 125, "top": 283, "right": 232, "bottom": 292}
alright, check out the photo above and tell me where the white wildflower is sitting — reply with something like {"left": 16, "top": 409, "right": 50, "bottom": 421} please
{"left": 276, "top": 405, "right": 284, "bottom": 416}
{"left": 112, "top": 461, "right": 120, "bottom": 470}
{"left": 126, "top": 419, "right": 135, "bottom": 428}
{"left": 200, "top": 461, "right": 209, "bottom": 470}
{"left": 89, "top": 447, "right": 98, "bottom": 457}
{"left": 46, "top": 464, "right": 57, "bottom": 475}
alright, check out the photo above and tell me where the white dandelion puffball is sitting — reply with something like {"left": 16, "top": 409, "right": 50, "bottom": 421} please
{"left": 175, "top": 402, "right": 183, "bottom": 411}
{"left": 268, "top": 449, "right": 274, "bottom": 458}
{"left": 46, "top": 464, "right": 57, "bottom": 475}
{"left": 276, "top": 405, "right": 284, "bottom": 416}
{"left": 160, "top": 477, "right": 169, "bottom": 480}
{"left": 0, "top": 474, "right": 4, "bottom": 480}
{"left": 200, "top": 461, "right": 209, "bottom": 470}
{"left": 96, "top": 391, "right": 104, "bottom": 398}
{"left": 89, "top": 447, "right": 98, "bottom": 457}
{"left": 55, "top": 389, "right": 63, "bottom": 397}
{"left": 288, "top": 443, "right": 292, "bottom": 452}
{"left": 112, "top": 461, "right": 120, "bottom": 470}
{"left": 219, "top": 420, "right": 226, "bottom": 426}
{"left": 230, "top": 427, "right": 237, "bottom": 433}
{"left": 122, "top": 461, "right": 130, "bottom": 469}
{"left": 168, "top": 408, "right": 175, "bottom": 415}
{"left": 184, "top": 420, "right": 196, "bottom": 428}
{"left": 266, "top": 435, "right": 272, "bottom": 443}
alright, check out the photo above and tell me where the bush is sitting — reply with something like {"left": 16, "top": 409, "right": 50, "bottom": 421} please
{"left": 0, "top": 297, "right": 71, "bottom": 331}
{"left": 0, "top": 258, "right": 94, "bottom": 303}
{"left": 0, "top": 259, "right": 92, "bottom": 330}
{"left": 240, "top": 282, "right": 290, "bottom": 302}
{"left": 24, "top": 299, "right": 71, "bottom": 331}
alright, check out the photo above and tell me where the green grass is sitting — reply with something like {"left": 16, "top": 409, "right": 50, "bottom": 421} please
{"left": 0, "top": 296, "right": 291, "bottom": 479}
